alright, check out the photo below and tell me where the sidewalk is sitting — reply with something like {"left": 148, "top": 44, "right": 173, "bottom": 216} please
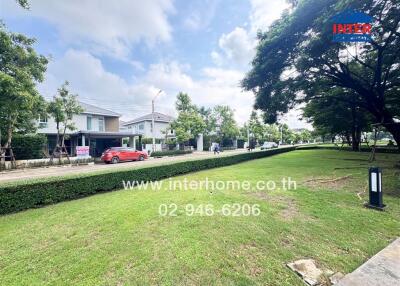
{"left": 0, "top": 149, "right": 248, "bottom": 184}
{"left": 337, "top": 238, "right": 400, "bottom": 286}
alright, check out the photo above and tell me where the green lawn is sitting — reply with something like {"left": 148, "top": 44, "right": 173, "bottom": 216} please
{"left": 0, "top": 150, "right": 399, "bottom": 285}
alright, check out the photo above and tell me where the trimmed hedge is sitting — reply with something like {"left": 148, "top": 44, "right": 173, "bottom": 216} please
{"left": 151, "top": 150, "right": 193, "bottom": 157}
{"left": 0, "top": 147, "right": 295, "bottom": 215}
{"left": 296, "top": 145, "right": 399, "bottom": 154}
{"left": 6, "top": 134, "right": 47, "bottom": 160}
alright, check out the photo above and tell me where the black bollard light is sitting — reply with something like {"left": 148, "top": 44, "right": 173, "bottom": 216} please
{"left": 365, "top": 167, "right": 386, "bottom": 210}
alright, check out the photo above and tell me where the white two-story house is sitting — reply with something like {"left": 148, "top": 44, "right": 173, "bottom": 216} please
{"left": 121, "top": 112, "right": 175, "bottom": 144}
{"left": 38, "top": 102, "right": 142, "bottom": 157}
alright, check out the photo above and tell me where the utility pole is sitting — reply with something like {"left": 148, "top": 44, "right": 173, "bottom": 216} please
{"left": 152, "top": 90, "right": 162, "bottom": 153}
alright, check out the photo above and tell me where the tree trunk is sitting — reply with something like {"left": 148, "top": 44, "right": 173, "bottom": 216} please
{"left": 61, "top": 124, "right": 67, "bottom": 148}
{"left": 345, "top": 133, "right": 351, "bottom": 146}
{"left": 358, "top": 89, "right": 400, "bottom": 149}
{"left": 383, "top": 122, "right": 400, "bottom": 149}
{"left": 0, "top": 130, "right": 4, "bottom": 168}
{"left": 1, "top": 119, "right": 15, "bottom": 168}
{"left": 350, "top": 103, "right": 361, "bottom": 151}
{"left": 53, "top": 121, "right": 61, "bottom": 157}
{"left": 351, "top": 127, "right": 361, "bottom": 151}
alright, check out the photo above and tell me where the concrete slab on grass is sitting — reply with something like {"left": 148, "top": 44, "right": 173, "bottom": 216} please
{"left": 337, "top": 238, "right": 400, "bottom": 286}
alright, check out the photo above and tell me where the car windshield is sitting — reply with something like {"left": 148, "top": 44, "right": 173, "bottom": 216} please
{"left": 108, "top": 147, "right": 136, "bottom": 151}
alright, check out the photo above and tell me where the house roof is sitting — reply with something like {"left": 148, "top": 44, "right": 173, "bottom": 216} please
{"left": 77, "top": 130, "right": 141, "bottom": 138}
{"left": 79, "top": 101, "right": 121, "bottom": 117}
{"left": 122, "top": 112, "right": 175, "bottom": 125}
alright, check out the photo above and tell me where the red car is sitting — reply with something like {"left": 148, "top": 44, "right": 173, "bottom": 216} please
{"left": 101, "top": 147, "right": 148, "bottom": 164}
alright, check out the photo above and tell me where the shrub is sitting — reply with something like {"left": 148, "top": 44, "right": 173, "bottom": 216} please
{"left": 11, "top": 134, "right": 47, "bottom": 160}
{"left": 151, "top": 150, "right": 192, "bottom": 157}
{"left": 141, "top": 137, "right": 163, "bottom": 144}
{"left": 221, "top": 146, "right": 236, "bottom": 151}
{"left": 296, "top": 145, "right": 399, "bottom": 153}
{"left": 0, "top": 147, "right": 295, "bottom": 214}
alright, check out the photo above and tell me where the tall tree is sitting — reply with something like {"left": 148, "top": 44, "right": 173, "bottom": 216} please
{"left": 212, "top": 105, "right": 240, "bottom": 144}
{"left": 171, "top": 92, "right": 206, "bottom": 144}
{"left": 198, "top": 106, "right": 216, "bottom": 137}
{"left": 300, "top": 129, "right": 312, "bottom": 143}
{"left": 0, "top": 25, "right": 48, "bottom": 164}
{"left": 47, "top": 82, "right": 83, "bottom": 157}
{"left": 243, "top": 0, "right": 400, "bottom": 147}
{"left": 248, "top": 111, "right": 264, "bottom": 143}
{"left": 303, "top": 88, "right": 372, "bottom": 149}
{"left": 263, "top": 124, "right": 281, "bottom": 143}
{"left": 175, "top": 92, "right": 195, "bottom": 112}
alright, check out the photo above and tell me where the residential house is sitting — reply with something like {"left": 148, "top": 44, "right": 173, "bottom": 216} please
{"left": 121, "top": 112, "right": 175, "bottom": 144}
{"left": 37, "top": 102, "right": 142, "bottom": 157}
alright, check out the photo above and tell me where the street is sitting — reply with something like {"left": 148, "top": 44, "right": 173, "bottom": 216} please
{"left": 0, "top": 149, "right": 250, "bottom": 184}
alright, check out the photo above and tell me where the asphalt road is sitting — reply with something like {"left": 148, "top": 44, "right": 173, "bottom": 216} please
{"left": 0, "top": 149, "right": 250, "bottom": 184}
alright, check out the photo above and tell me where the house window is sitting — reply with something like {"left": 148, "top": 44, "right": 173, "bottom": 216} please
{"left": 38, "top": 115, "right": 48, "bottom": 128}
{"left": 139, "top": 123, "right": 144, "bottom": 130}
{"left": 87, "top": 116, "right": 92, "bottom": 130}
{"left": 98, "top": 117, "right": 104, "bottom": 132}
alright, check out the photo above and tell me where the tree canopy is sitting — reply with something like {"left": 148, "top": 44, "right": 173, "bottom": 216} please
{"left": 47, "top": 81, "right": 83, "bottom": 153}
{"left": 0, "top": 25, "right": 48, "bottom": 160}
{"left": 212, "top": 105, "right": 240, "bottom": 141}
{"left": 171, "top": 92, "right": 206, "bottom": 143}
{"left": 243, "top": 0, "right": 400, "bottom": 147}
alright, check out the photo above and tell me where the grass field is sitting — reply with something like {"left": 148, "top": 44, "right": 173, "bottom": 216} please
{"left": 0, "top": 150, "right": 399, "bottom": 285}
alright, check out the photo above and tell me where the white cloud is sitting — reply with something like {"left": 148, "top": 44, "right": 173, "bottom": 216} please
{"left": 280, "top": 105, "right": 313, "bottom": 130}
{"left": 217, "top": 27, "right": 256, "bottom": 66}
{"left": 40, "top": 49, "right": 307, "bottom": 127}
{"left": 210, "top": 51, "right": 223, "bottom": 66}
{"left": 140, "top": 64, "right": 254, "bottom": 124}
{"left": 206, "top": 0, "right": 310, "bottom": 127}
{"left": 10, "top": 0, "right": 305, "bottom": 127}
{"left": 143, "top": 62, "right": 194, "bottom": 92}
{"left": 182, "top": 0, "right": 219, "bottom": 31}
{"left": 3, "top": 0, "right": 175, "bottom": 59}
{"left": 183, "top": 14, "right": 202, "bottom": 31}
{"left": 39, "top": 49, "right": 157, "bottom": 118}
{"left": 39, "top": 51, "right": 250, "bottom": 123}
{"left": 212, "top": 0, "right": 289, "bottom": 68}
{"left": 249, "top": 0, "right": 290, "bottom": 33}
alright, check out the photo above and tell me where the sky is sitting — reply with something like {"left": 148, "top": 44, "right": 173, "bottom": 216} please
{"left": 1, "top": 0, "right": 310, "bottom": 128}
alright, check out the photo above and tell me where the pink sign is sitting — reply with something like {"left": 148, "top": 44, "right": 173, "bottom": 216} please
{"left": 76, "top": 146, "right": 90, "bottom": 157}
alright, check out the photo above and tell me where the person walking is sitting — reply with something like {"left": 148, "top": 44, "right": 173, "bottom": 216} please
{"left": 213, "top": 144, "right": 220, "bottom": 155}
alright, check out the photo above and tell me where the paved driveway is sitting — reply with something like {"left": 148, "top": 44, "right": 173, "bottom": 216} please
{"left": 0, "top": 149, "right": 250, "bottom": 184}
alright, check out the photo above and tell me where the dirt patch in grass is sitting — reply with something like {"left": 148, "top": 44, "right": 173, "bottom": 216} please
{"left": 280, "top": 200, "right": 299, "bottom": 221}
{"left": 280, "top": 234, "right": 296, "bottom": 248}
{"left": 233, "top": 242, "right": 263, "bottom": 277}
{"left": 303, "top": 175, "right": 353, "bottom": 190}
{"left": 247, "top": 192, "right": 310, "bottom": 221}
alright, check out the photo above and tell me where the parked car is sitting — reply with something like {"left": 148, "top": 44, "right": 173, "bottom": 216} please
{"left": 101, "top": 147, "right": 148, "bottom": 164}
{"left": 260, "top": 142, "right": 278, "bottom": 150}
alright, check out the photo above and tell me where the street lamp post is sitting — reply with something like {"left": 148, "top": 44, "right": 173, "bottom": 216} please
{"left": 365, "top": 167, "right": 386, "bottom": 210}
{"left": 152, "top": 90, "right": 162, "bottom": 153}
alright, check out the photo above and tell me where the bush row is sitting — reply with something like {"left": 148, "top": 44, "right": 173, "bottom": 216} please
{"left": 0, "top": 147, "right": 295, "bottom": 215}
{"left": 2, "top": 134, "right": 47, "bottom": 160}
{"left": 296, "top": 145, "right": 399, "bottom": 153}
{"left": 150, "top": 150, "right": 193, "bottom": 157}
